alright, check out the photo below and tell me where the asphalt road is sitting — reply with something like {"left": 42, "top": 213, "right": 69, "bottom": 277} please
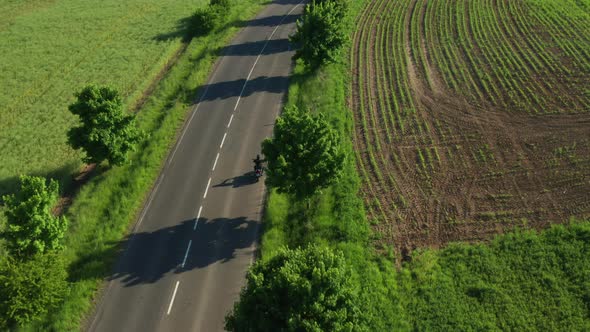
{"left": 87, "top": 1, "right": 303, "bottom": 331}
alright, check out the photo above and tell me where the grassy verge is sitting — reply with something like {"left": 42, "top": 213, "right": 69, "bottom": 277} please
{"left": 261, "top": 0, "right": 590, "bottom": 331}
{"left": 15, "top": 1, "right": 267, "bottom": 330}
{"left": 261, "top": 1, "right": 407, "bottom": 329}
{"left": 262, "top": 54, "right": 408, "bottom": 332}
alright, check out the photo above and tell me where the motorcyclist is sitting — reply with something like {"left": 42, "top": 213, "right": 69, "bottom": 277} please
{"left": 253, "top": 154, "right": 266, "bottom": 173}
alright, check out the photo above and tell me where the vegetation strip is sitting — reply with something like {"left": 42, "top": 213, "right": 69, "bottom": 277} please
{"left": 2, "top": 1, "right": 268, "bottom": 330}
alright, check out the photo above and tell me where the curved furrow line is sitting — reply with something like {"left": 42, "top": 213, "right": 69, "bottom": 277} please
{"left": 366, "top": 0, "right": 404, "bottom": 222}
{"left": 373, "top": 0, "right": 395, "bottom": 144}
{"left": 456, "top": 0, "right": 486, "bottom": 101}
{"left": 480, "top": 0, "right": 543, "bottom": 112}
{"left": 350, "top": 0, "right": 391, "bottom": 225}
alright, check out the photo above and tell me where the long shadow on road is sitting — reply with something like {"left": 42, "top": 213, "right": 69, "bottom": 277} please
{"left": 69, "top": 216, "right": 258, "bottom": 287}
{"left": 219, "top": 38, "right": 291, "bottom": 56}
{"left": 233, "top": 14, "right": 300, "bottom": 28}
{"left": 197, "top": 75, "right": 290, "bottom": 102}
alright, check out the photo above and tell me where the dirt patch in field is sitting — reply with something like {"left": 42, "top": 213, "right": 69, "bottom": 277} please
{"left": 350, "top": 0, "right": 590, "bottom": 259}
{"left": 52, "top": 163, "right": 97, "bottom": 216}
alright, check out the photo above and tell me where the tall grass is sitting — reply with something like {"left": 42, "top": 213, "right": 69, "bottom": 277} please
{"left": 399, "top": 220, "right": 590, "bottom": 331}
{"left": 9, "top": 0, "right": 267, "bottom": 330}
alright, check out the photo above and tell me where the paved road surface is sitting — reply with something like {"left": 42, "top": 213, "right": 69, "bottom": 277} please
{"left": 87, "top": 1, "right": 303, "bottom": 330}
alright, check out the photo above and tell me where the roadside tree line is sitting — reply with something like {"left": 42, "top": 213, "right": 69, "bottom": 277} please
{"left": 0, "top": 84, "right": 142, "bottom": 328}
{"left": 225, "top": 0, "right": 362, "bottom": 331}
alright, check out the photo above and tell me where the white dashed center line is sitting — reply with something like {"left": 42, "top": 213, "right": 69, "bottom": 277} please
{"left": 167, "top": 281, "right": 180, "bottom": 315}
{"left": 203, "top": 178, "right": 212, "bottom": 199}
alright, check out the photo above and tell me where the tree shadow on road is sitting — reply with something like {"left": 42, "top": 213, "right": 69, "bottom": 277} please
{"left": 178, "top": 216, "right": 259, "bottom": 273}
{"left": 232, "top": 14, "right": 300, "bottom": 28}
{"left": 217, "top": 38, "right": 292, "bottom": 57}
{"left": 194, "top": 75, "right": 290, "bottom": 102}
{"left": 69, "top": 216, "right": 258, "bottom": 287}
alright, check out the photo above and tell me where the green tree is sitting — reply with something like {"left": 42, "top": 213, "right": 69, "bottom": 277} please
{"left": 1, "top": 175, "right": 68, "bottom": 259}
{"left": 0, "top": 253, "right": 68, "bottom": 328}
{"left": 262, "top": 105, "right": 345, "bottom": 200}
{"left": 290, "top": 0, "right": 348, "bottom": 69}
{"left": 225, "top": 245, "right": 365, "bottom": 332}
{"left": 67, "top": 85, "right": 141, "bottom": 166}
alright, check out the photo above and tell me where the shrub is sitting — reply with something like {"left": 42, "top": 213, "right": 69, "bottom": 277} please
{"left": 190, "top": 6, "right": 221, "bottom": 36}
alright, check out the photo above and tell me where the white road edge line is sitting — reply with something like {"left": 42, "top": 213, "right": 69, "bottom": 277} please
{"left": 220, "top": 132, "right": 227, "bottom": 149}
{"left": 168, "top": 78, "right": 212, "bottom": 166}
{"left": 136, "top": 173, "right": 165, "bottom": 228}
{"left": 203, "top": 178, "right": 212, "bottom": 198}
{"left": 212, "top": 153, "right": 220, "bottom": 171}
{"left": 167, "top": 281, "right": 180, "bottom": 315}
{"left": 181, "top": 240, "right": 192, "bottom": 268}
{"left": 194, "top": 206, "right": 202, "bottom": 230}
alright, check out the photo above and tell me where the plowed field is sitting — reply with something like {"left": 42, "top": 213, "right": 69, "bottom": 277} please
{"left": 350, "top": 0, "right": 590, "bottom": 256}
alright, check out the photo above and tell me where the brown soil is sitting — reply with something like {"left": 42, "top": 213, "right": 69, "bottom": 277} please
{"left": 350, "top": 0, "right": 590, "bottom": 259}
{"left": 52, "top": 163, "right": 96, "bottom": 216}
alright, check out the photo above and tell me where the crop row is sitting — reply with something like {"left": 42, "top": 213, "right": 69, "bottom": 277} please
{"left": 423, "top": 0, "right": 590, "bottom": 113}
{"left": 350, "top": 0, "right": 590, "bottom": 245}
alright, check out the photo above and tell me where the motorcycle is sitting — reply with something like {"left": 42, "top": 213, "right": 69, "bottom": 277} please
{"left": 254, "top": 165, "right": 263, "bottom": 181}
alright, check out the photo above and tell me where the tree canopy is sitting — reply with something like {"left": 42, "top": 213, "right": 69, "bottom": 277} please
{"left": 225, "top": 245, "right": 365, "bottom": 332}
{"left": 1, "top": 175, "right": 68, "bottom": 259}
{"left": 67, "top": 85, "right": 141, "bottom": 166}
{"left": 0, "top": 253, "right": 68, "bottom": 328}
{"left": 290, "top": 0, "right": 349, "bottom": 69}
{"left": 262, "top": 105, "right": 345, "bottom": 200}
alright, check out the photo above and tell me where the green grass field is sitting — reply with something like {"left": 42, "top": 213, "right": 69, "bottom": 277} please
{"left": 0, "top": 0, "right": 206, "bottom": 196}
{"left": 399, "top": 221, "right": 590, "bottom": 331}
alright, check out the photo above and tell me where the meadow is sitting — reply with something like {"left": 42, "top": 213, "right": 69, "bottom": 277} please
{"left": 350, "top": 0, "right": 590, "bottom": 255}
{"left": 0, "top": 0, "right": 205, "bottom": 196}
{"left": 398, "top": 221, "right": 590, "bottom": 330}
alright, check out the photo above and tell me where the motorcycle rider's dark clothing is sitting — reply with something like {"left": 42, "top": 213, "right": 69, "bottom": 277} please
{"left": 253, "top": 155, "right": 266, "bottom": 171}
